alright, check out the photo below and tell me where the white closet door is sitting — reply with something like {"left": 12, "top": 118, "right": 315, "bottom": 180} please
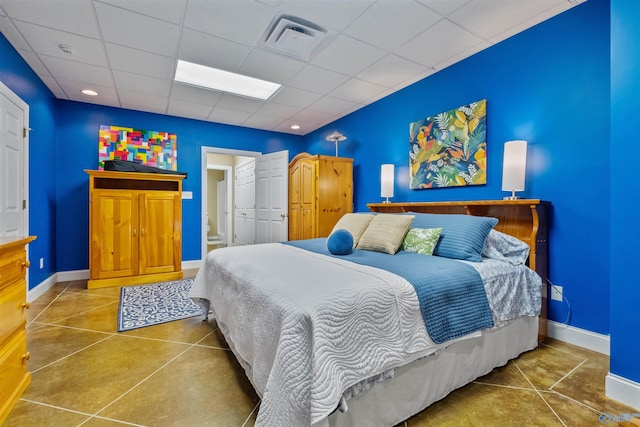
{"left": 234, "top": 159, "right": 255, "bottom": 245}
{"left": 255, "top": 150, "right": 288, "bottom": 244}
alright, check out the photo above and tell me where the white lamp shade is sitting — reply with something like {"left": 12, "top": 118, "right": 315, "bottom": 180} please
{"left": 501, "top": 140, "right": 527, "bottom": 192}
{"left": 381, "top": 164, "right": 395, "bottom": 198}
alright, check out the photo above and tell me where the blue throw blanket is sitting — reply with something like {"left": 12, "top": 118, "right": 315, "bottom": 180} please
{"left": 284, "top": 239, "right": 494, "bottom": 344}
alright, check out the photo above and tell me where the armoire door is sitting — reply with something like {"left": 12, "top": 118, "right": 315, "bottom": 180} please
{"left": 138, "top": 192, "right": 180, "bottom": 275}
{"left": 90, "top": 190, "right": 138, "bottom": 279}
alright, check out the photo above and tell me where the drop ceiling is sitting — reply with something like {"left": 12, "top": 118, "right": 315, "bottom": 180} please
{"left": 0, "top": 0, "right": 583, "bottom": 135}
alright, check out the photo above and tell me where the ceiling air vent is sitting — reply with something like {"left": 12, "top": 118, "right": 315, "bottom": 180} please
{"left": 262, "top": 15, "right": 330, "bottom": 61}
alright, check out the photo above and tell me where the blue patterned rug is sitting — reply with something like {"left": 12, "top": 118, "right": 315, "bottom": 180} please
{"left": 117, "top": 279, "right": 204, "bottom": 332}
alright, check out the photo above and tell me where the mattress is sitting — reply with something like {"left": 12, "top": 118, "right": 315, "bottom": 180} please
{"left": 191, "top": 242, "right": 541, "bottom": 426}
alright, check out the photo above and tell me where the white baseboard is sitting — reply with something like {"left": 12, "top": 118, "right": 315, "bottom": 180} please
{"left": 29, "top": 261, "right": 203, "bottom": 301}
{"left": 28, "top": 273, "right": 59, "bottom": 302}
{"left": 606, "top": 373, "right": 640, "bottom": 411}
{"left": 547, "top": 320, "right": 610, "bottom": 355}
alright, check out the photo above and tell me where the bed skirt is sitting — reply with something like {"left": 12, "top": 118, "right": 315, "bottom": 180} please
{"left": 316, "top": 315, "right": 538, "bottom": 427}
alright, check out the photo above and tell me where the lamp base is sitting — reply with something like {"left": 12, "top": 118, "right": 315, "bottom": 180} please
{"left": 503, "top": 195, "right": 520, "bottom": 200}
{"left": 383, "top": 197, "right": 391, "bottom": 204}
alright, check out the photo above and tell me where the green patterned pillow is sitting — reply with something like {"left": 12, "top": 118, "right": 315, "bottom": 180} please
{"left": 402, "top": 228, "right": 443, "bottom": 256}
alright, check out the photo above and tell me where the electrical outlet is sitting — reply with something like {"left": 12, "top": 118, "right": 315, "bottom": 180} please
{"left": 39, "top": 257, "right": 44, "bottom": 269}
{"left": 551, "top": 285, "right": 563, "bottom": 301}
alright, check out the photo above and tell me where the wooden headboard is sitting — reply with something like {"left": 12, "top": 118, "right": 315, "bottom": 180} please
{"left": 367, "top": 199, "right": 549, "bottom": 341}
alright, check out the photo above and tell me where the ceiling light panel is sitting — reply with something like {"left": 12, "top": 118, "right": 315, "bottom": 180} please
{"left": 175, "top": 60, "right": 281, "bottom": 100}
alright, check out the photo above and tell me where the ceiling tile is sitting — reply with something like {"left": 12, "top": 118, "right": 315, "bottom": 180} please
{"left": 287, "top": 65, "right": 350, "bottom": 94}
{"left": 208, "top": 106, "right": 252, "bottom": 125}
{"left": 105, "top": 43, "right": 175, "bottom": 80}
{"left": 14, "top": 21, "right": 107, "bottom": 66}
{"left": 311, "top": 35, "right": 386, "bottom": 76}
{"left": 357, "top": 54, "right": 428, "bottom": 88}
{"left": 487, "top": 2, "right": 574, "bottom": 44}
{"left": 0, "top": 0, "right": 99, "bottom": 37}
{"left": 269, "top": 86, "right": 322, "bottom": 109}
{"left": 94, "top": 2, "right": 181, "bottom": 56}
{"left": 395, "top": 19, "right": 483, "bottom": 68}
{"left": 170, "top": 83, "right": 223, "bottom": 105}
{"left": 239, "top": 48, "right": 306, "bottom": 84}
{"left": 112, "top": 70, "right": 170, "bottom": 97}
{"left": 216, "top": 93, "right": 265, "bottom": 113}
{"left": 0, "top": 16, "right": 31, "bottom": 51}
{"left": 119, "top": 91, "right": 168, "bottom": 114}
{"left": 277, "top": 0, "right": 375, "bottom": 32}
{"left": 432, "top": 40, "right": 490, "bottom": 71}
{"left": 56, "top": 77, "right": 119, "bottom": 104}
{"left": 96, "top": 0, "right": 188, "bottom": 24}
{"left": 242, "top": 113, "right": 281, "bottom": 131}
{"left": 307, "top": 96, "right": 359, "bottom": 115}
{"left": 38, "top": 75, "right": 64, "bottom": 96}
{"left": 255, "top": 101, "right": 299, "bottom": 119}
{"left": 39, "top": 55, "right": 113, "bottom": 86}
{"left": 329, "top": 78, "right": 388, "bottom": 103}
{"left": 183, "top": 0, "right": 275, "bottom": 46}
{"left": 178, "top": 28, "right": 250, "bottom": 73}
{"left": 415, "top": 0, "right": 471, "bottom": 16}
{"left": 167, "top": 98, "right": 213, "bottom": 120}
{"left": 448, "top": 0, "right": 567, "bottom": 40}
{"left": 16, "top": 49, "right": 50, "bottom": 76}
{"left": 344, "top": 0, "right": 441, "bottom": 51}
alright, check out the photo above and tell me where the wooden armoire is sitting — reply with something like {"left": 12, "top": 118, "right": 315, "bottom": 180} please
{"left": 288, "top": 153, "right": 353, "bottom": 240}
{"left": 86, "top": 170, "right": 184, "bottom": 289}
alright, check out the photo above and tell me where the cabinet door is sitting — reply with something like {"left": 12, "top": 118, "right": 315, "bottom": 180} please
{"left": 288, "top": 162, "right": 302, "bottom": 240}
{"left": 90, "top": 191, "right": 138, "bottom": 279}
{"left": 138, "top": 192, "right": 180, "bottom": 275}
{"left": 300, "top": 160, "right": 317, "bottom": 239}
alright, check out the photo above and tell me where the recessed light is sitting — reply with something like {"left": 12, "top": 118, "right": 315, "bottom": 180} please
{"left": 291, "top": 124, "right": 301, "bottom": 130}
{"left": 174, "top": 60, "right": 281, "bottom": 100}
{"left": 81, "top": 89, "right": 98, "bottom": 96}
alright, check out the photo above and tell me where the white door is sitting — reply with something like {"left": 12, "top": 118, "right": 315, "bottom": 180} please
{"left": 234, "top": 159, "right": 255, "bottom": 245}
{"left": 0, "top": 82, "right": 28, "bottom": 237}
{"left": 255, "top": 150, "right": 288, "bottom": 244}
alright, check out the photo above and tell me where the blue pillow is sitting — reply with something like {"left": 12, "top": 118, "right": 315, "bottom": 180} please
{"left": 327, "top": 229, "right": 354, "bottom": 255}
{"left": 408, "top": 213, "right": 498, "bottom": 262}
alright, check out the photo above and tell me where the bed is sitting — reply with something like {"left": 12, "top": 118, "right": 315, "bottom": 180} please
{"left": 191, "top": 199, "right": 549, "bottom": 427}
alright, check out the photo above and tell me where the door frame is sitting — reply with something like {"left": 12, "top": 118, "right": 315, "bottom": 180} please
{"left": 206, "top": 164, "right": 232, "bottom": 245}
{"left": 0, "top": 80, "right": 29, "bottom": 238}
{"left": 200, "top": 146, "right": 260, "bottom": 260}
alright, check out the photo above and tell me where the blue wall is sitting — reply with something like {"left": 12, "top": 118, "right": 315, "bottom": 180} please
{"left": 55, "top": 101, "right": 304, "bottom": 271}
{"left": 0, "top": 33, "right": 58, "bottom": 287}
{"left": 610, "top": 0, "right": 640, "bottom": 383}
{"left": 0, "top": 2, "right": 618, "bottom": 338}
{"left": 307, "top": 0, "right": 611, "bottom": 334}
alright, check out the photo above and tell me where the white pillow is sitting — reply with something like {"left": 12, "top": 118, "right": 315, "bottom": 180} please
{"left": 331, "top": 213, "right": 375, "bottom": 247}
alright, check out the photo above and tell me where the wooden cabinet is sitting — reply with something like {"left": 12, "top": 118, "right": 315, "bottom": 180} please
{"left": 86, "top": 170, "right": 184, "bottom": 289}
{"left": 0, "top": 236, "right": 35, "bottom": 425}
{"left": 288, "top": 153, "right": 353, "bottom": 240}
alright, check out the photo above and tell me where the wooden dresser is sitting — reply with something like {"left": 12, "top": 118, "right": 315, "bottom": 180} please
{"left": 86, "top": 170, "right": 184, "bottom": 289}
{"left": 0, "top": 236, "right": 35, "bottom": 425}
{"left": 368, "top": 200, "right": 549, "bottom": 342}
{"left": 288, "top": 153, "right": 353, "bottom": 240}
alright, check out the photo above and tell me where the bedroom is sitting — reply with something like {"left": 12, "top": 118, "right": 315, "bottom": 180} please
{"left": 0, "top": 0, "right": 638, "bottom": 425}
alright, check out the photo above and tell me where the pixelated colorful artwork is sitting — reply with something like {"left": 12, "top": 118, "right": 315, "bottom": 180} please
{"left": 409, "top": 99, "right": 487, "bottom": 189}
{"left": 98, "top": 125, "right": 177, "bottom": 170}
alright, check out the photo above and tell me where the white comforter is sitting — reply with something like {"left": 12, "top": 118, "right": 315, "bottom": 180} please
{"left": 191, "top": 243, "right": 540, "bottom": 426}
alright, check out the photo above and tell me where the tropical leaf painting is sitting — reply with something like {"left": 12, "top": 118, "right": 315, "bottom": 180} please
{"left": 409, "top": 99, "right": 487, "bottom": 189}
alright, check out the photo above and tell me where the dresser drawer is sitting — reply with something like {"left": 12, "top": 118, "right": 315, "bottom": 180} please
{"left": 0, "top": 247, "right": 28, "bottom": 289}
{"left": 0, "top": 330, "right": 29, "bottom": 407}
{"left": 0, "top": 280, "right": 27, "bottom": 346}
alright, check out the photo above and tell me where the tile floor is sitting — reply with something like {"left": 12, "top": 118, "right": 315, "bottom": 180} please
{"left": 3, "top": 272, "right": 638, "bottom": 427}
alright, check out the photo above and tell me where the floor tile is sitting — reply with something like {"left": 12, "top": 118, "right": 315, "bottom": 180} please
{"left": 97, "top": 345, "right": 259, "bottom": 426}
{"left": 120, "top": 315, "right": 214, "bottom": 344}
{"left": 2, "top": 400, "right": 90, "bottom": 426}
{"left": 22, "top": 334, "right": 190, "bottom": 414}
{"left": 26, "top": 323, "right": 110, "bottom": 371}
